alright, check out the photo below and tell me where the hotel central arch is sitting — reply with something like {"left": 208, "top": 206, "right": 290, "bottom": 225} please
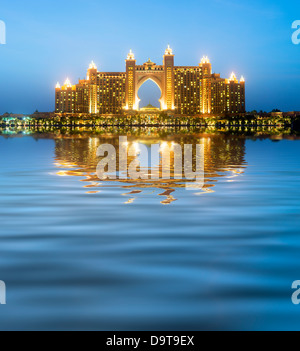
{"left": 136, "top": 63, "right": 164, "bottom": 110}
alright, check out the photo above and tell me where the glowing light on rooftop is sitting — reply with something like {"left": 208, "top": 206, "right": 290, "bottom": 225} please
{"left": 127, "top": 49, "right": 135, "bottom": 60}
{"left": 165, "top": 44, "right": 173, "bottom": 55}
{"left": 56, "top": 82, "right": 61, "bottom": 89}
{"left": 240, "top": 76, "right": 245, "bottom": 83}
{"left": 229, "top": 72, "right": 237, "bottom": 81}
{"left": 201, "top": 56, "right": 210, "bottom": 64}
{"left": 89, "top": 61, "right": 97, "bottom": 70}
{"left": 64, "top": 78, "right": 72, "bottom": 87}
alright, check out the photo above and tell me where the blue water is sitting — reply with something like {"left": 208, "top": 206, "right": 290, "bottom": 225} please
{"left": 0, "top": 131, "right": 300, "bottom": 331}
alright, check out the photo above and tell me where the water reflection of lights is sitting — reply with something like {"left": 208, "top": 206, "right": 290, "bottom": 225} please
{"left": 83, "top": 182, "right": 101, "bottom": 188}
{"left": 52, "top": 134, "right": 248, "bottom": 205}
{"left": 56, "top": 171, "right": 69, "bottom": 177}
{"left": 132, "top": 142, "right": 140, "bottom": 153}
{"left": 226, "top": 168, "right": 245, "bottom": 182}
{"left": 124, "top": 198, "right": 136, "bottom": 205}
{"left": 195, "top": 188, "right": 215, "bottom": 195}
{"left": 121, "top": 140, "right": 129, "bottom": 147}
{"left": 55, "top": 160, "right": 80, "bottom": 177}
{"left": 160, "top": 142, "right": 168, "bottom": 150}
{"left": 54, "top": 162, "right": 78, "bottom": 168}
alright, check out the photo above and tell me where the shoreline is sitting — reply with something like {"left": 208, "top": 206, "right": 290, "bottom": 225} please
{"left": 1, "top": 125, "right": 299, "bottom": 140}
{"left": 0, "top": 121, "right": 295, "bottom": 128}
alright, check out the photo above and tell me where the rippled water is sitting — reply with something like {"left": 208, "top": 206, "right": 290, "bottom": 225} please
{"left": 0, "top": 129, "right": 300, "bottom": 331}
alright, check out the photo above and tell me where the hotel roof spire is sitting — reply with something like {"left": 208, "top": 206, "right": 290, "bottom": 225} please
{"left": 89, "top": 61, "right": 97, "bottom": 70}
{"left": 64, "top": 78, "right": 72, "bottom": 87}
{"left": 165, "top": 44, "right": 173, "bottom": 55}
{"left": 127, "top": 49, "right": 135, "bottom": 60}
{"left": 201, "top": 56, "right": 210, "bottom": 64}
{"left": 229, "top": 72, "right": 237, "bottom": 82}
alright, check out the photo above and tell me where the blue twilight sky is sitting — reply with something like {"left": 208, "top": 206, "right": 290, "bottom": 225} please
{"left": 0, "top": 0, "right": 300, "bottom": 113}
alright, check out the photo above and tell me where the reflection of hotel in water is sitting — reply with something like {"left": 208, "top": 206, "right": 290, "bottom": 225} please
{"left": 54, "top": 134, "right": 247, "bottom": 204}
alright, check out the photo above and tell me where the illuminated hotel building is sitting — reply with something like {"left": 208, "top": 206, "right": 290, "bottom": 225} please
{"left": 55, "top": 46, "right": 246, "bottom": 116}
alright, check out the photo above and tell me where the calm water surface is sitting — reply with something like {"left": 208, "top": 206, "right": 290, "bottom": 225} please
{"left": 0, "top": 129, "right": 300, "bottom": 330}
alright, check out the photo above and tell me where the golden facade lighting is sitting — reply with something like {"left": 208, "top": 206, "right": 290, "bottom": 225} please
{"left": 55, "top": 49, "right": 246, "bottom": 116}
